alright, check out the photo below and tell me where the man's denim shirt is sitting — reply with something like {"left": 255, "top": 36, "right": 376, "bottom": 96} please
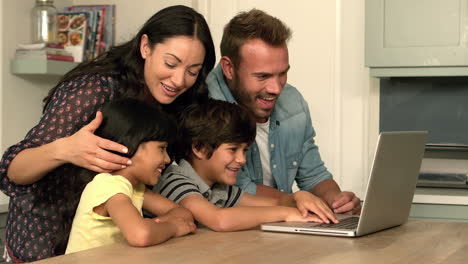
{"left": 206, "top": 64, "right": 332, "bottom": 194}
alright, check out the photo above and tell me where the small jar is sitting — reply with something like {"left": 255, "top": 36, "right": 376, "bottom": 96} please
{"left": 31, "top": 0, "right": 57, "bottom": 43}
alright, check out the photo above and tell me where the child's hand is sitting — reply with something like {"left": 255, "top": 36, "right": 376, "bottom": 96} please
{"left": 293, "top": 191, "right": 338, "bottom": 224}
{"left": 155, "top": 207, "right": 194, "bottom": 223}
{"left": 284, "top": 208, "right": 323, "bottom": 223}
{"left": 168, "top": 217, "right": 197, "bottom": 237}
{"left": 155, "top": 217, "right": 196, "bottom": 237}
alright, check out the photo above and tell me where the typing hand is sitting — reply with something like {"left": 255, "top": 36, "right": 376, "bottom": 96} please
{"left": 284, "top": 208, "right": 323, "bottom": 223}
{"left": 293, "top": 191, "right": 338, "bottom": 224}
{"left": 331, "top": 191, "right": 361, "bottom": 215}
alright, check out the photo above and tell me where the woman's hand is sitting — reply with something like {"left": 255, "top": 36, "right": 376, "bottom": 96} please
{"left": 61, "top": 111, "right": 131, "bottom": 172}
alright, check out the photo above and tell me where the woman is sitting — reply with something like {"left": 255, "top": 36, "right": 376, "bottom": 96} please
{"left": 0, "top": 5, "right": 215, "bottom": 262}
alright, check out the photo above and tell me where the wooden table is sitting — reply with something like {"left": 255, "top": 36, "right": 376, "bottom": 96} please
{"left": 34, "top": 220, "right": 468, "bottom": 264}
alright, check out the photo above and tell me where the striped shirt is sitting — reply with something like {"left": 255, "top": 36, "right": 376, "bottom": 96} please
{"left": 154, "top": 159, "right": 244, "bottom": 208}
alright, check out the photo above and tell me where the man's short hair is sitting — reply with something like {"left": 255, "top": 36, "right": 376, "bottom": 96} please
{"left": 220, "top": 9, "right": 292, "bottom": 69}
{"left": 176, "top": 99, "right": 256, "bottom": 161}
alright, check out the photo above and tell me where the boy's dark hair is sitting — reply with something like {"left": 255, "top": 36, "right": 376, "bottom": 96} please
{"left": 220, "top": 8, "right": 291, "bottom": 69}
{"left": 55, "top": 98, "right": 176, "bottom": 254}
{"left": 176, "top": 99, "right": 256, "bottom": 162}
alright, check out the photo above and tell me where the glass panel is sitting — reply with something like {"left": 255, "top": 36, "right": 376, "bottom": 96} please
{"left": 380, "top": 77, "right": 468, "bottom": 145}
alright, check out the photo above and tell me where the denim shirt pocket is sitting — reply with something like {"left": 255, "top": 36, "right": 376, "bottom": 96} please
{"left": 286, "top": 152, "right": 303, "bottom": 190}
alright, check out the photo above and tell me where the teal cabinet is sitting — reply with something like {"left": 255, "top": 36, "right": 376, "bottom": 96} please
{"left": 410, "top": 203, "right": 468, "bottom": 222}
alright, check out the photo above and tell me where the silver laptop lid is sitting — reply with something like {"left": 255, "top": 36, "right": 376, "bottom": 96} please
{"left": 356, "top": 131, "right": 427, "bottom": 236}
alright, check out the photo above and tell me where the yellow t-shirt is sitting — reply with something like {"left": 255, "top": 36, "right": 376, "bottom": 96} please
{"left": 65, "top": 173, "right": 145, "bottom": 254}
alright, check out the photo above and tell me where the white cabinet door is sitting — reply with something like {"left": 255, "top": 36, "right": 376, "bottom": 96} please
{"left": 365, "top": 0, "right": 468, "bottom": 76}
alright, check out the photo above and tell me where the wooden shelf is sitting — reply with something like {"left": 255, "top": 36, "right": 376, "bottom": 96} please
{"left": 10, "top": 59, "right": 78, "bottom": 76}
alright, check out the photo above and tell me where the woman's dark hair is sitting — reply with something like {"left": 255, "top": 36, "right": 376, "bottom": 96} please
{"left": 176, "top": 98, "right": 256, "bottom": 162}
{"left": 54, "top": 98, "right": 176, "bottom": 254}
{"left": 43, "top": 5, "right": 215, "bottom": 112}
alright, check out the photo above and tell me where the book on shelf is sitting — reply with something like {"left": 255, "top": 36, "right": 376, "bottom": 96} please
{"left": 14, "top": 42, "right": 75, "bottom": 62}
{"left": 64, "top": 5, "right": 115, "bottom": 60}
{"left": 57, "top": 11, "right": 89, "bottom": 63}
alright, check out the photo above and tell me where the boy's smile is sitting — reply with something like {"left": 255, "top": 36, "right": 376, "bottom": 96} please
{"left": 193, "top": 143, "right": 249, "bottom": 187}
{"left": 118, "top": 141, "right": 171, "bottom": 186}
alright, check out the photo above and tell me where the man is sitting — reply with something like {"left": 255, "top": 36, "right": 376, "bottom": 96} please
{"left": 207, "top": 9, "right": 361, "bottom": 217}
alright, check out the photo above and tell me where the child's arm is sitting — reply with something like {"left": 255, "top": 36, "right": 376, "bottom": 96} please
{"left": 143, "top": 189, "right": 195, "bottom": 224}
{"left": 179, "top": 193, "right": 322, "bottom": 232}
{"left": 237, "top": 192, "right": 281, "bottom": 206}
{"left": 238, "top": 192, "right": 338, "bottom": 224}
{"left": 105, "top": 193, "right": 195, "bottom": 247}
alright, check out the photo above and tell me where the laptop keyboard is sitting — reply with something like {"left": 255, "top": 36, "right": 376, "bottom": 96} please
{"left": 315, "top": 216, "right": 359, "bottom": 230}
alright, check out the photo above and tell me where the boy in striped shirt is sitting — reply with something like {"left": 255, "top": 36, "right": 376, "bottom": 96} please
{"left": 154, "top": 99, "right": 336, "bottom": 231}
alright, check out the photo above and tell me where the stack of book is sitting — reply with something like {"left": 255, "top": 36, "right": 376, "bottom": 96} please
{"left": 14, "top": 43, "right": 75, "bottom": 62}
{"left": 62, "top": 4, "right": 115, "bottom": 62}
{"left": 14, "top": 5, "right": 115, "bottom": 64}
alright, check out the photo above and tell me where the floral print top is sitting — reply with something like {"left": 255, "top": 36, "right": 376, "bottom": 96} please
{"left": 0, "top": 74, "right": 117, "bottom": 262}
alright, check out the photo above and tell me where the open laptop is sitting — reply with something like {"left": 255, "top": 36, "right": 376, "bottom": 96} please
{"left": 261, "top": 131, "right": 428, "bottom": 237}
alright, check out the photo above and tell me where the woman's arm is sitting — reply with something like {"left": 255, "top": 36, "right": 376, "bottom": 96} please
{"left": 5, "top": 76, "right": 130, "bottom": 185}
{"left": 8, "top": 112, "right": 130, "bottom": 185}
{"left": 179, "top": 194, "right": 322, "bottom": 232}
{"left": 106, "top": 193, "right": 195, "bottom": 247}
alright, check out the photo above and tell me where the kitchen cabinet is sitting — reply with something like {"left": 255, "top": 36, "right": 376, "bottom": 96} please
{"left": 410, "top": 188, "right": 468, "bottom": 221}
{"left": 365, "top": 0, "right": 468, "bottom": 77}
{"left": 410, "top": 204, "right": 468, "bottom": 222}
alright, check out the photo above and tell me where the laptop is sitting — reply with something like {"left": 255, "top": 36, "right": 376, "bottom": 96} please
{"left": 261, "top": 131, "right": 428, "bottom": 237}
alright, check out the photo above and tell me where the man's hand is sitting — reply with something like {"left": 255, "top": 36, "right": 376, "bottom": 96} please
{"left": 311, "top": 179, "right": 361, "bottom": 215}
{"left": 293, "top": 191, "right": 338, "bottom": 224}
{"left": 330, "top": 191, "right": 361, "bottom": 215}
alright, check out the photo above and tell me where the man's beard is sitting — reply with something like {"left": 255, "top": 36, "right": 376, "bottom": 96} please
{"left": 229, "top": 76, "right": 271, "bottom": 122}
